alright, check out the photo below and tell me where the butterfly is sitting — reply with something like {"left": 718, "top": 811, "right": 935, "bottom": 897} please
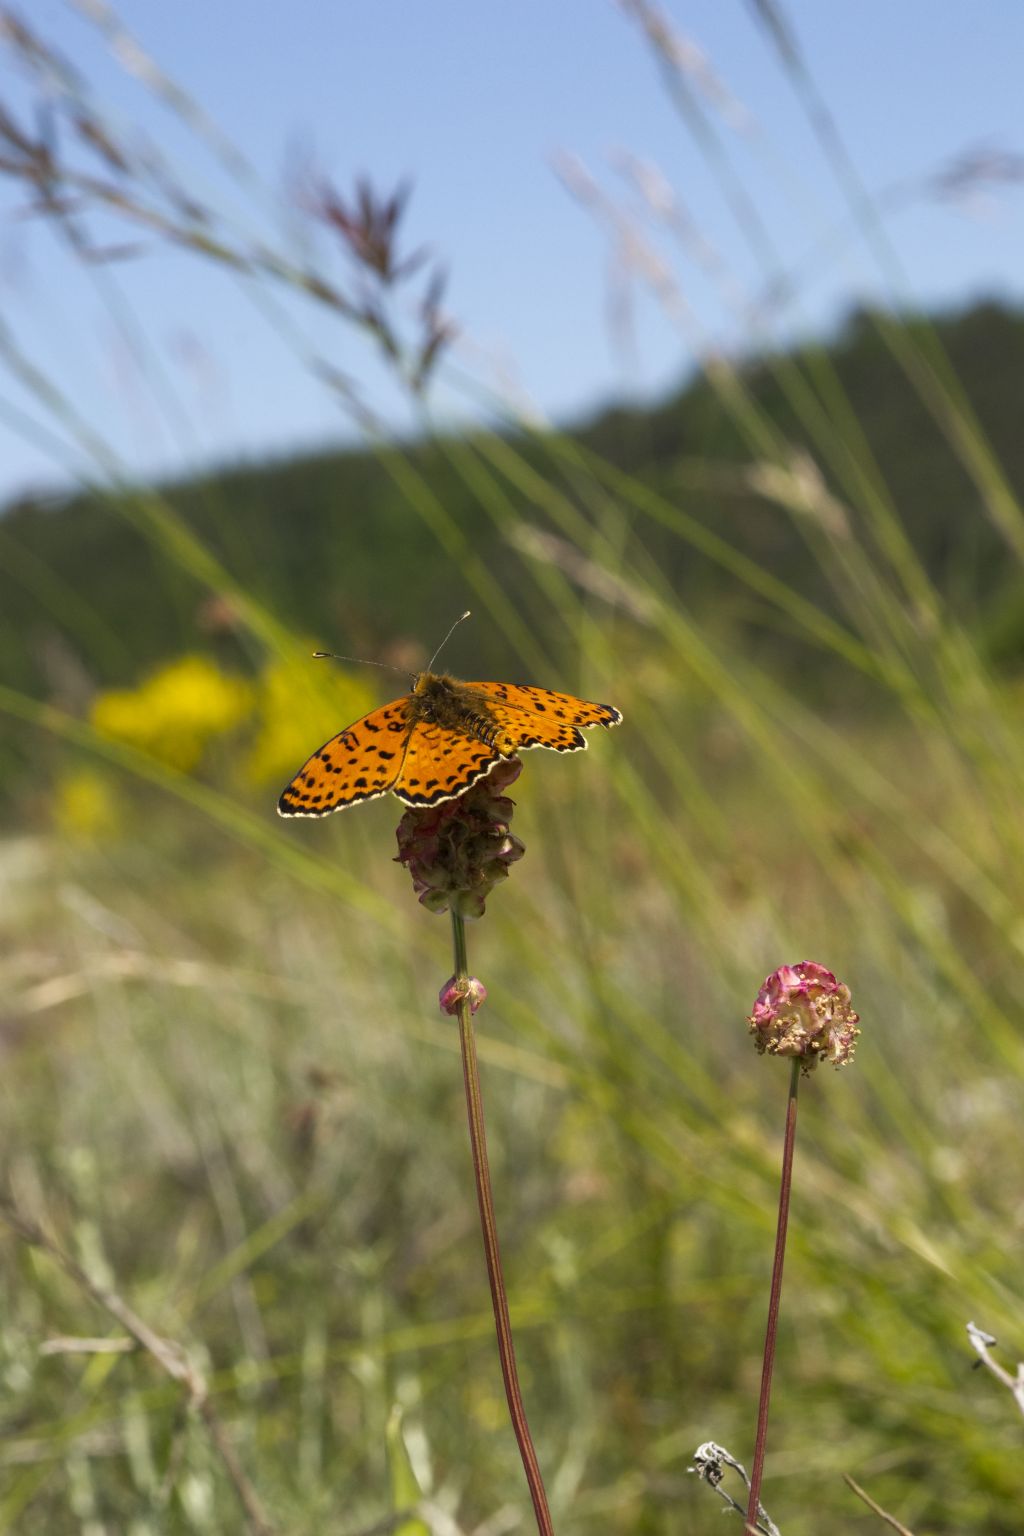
{"left": 277, "top": 671, "right": 622, "bottom": 817}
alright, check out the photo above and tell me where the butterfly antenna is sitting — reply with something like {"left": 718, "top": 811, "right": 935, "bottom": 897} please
{"left": 312, "top": 652, "right": 406, "bottom": 676}
{"left": 426, "top": 610, "right": 472, "bottom": 672}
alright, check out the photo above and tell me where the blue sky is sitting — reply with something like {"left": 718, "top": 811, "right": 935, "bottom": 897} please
{"left": 1, "top": 0, "right": 1022, "bottom": 503}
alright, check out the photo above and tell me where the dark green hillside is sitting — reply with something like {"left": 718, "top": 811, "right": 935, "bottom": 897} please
{"left": 3, "top": 300, "right": 1024, "bottom": 707}
{"left": 577, "top": 300, "right": 1024, "bottom": 615}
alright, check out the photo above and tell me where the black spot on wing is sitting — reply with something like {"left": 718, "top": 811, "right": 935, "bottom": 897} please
{"left": 460, "top": 682, "right": 622, "bottom": 731}
{"left": 519, "top": 727, "right": 587, "bottom": 754}
{"left": 594, "top": 703, "right": 623, "bottom": 725}
{"left": 277, "top": 779, "right": 392, "bottom": 817}
{"left": 394, "top": 755, "right": 501, "bottom": 808}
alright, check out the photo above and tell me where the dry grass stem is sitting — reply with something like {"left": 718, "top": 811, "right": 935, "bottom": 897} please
{"left": 0, "top": 1199, "right": 278, "bottom": 1536}
{"left": 966, "top": 1321, "right": 1024, "bottom": 1418}
{"left": 688, "top": 1442, "right": 781, "bottom": 1535}
{"left": 38, "top": 1335, "right": 135, "bottom": 1355}
{"left": 843, "top": 1473, "right": 917, "bottom": 1534}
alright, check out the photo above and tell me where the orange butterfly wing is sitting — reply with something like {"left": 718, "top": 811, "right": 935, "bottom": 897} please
{"left": 278, "top": 677, "right": 622, "bottom": 816}
{"left": 277, "top": 696, "right": 414, "bottom": 817}
{"left": 460, "top": 681, "right": 622, "bottom": 753}
{"left": 393, "top": 722, "right": 502, "bottom": 808}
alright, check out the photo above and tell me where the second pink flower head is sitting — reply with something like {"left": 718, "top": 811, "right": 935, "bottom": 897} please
{"left": 748, "top": 961, "right": 860, "bottom": 1071}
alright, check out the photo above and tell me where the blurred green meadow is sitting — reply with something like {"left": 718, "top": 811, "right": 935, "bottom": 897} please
{"left": 2, "top": 9, "right": 1024, "bottom": 1535}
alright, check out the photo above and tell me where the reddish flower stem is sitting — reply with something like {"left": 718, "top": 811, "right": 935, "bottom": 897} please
{"left": 450, "top": 911, "right": 555, "bottom": 1536}
{"left": 746, "top": 1059, "right": 801, "bottom": 1533}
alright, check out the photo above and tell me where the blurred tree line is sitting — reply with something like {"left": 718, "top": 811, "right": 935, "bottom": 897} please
{"left": 3, "top": 299, "right": 1023, "bottom": 716}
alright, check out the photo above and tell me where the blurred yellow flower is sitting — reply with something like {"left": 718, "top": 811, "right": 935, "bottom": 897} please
{"left": 244, "top": 655, "right": 376, "bottom": 787}
{"left": 91, "top": 655, "right": 254, "bottom": 773}
{"left": 54, "top": 768, "right": 119, "bottom": 842}
{"left": 87, "top": 649, "right": 380, "bottom": 795}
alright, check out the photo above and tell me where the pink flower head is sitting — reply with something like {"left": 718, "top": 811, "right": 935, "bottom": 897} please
{"left": 439, "top": 975, "right": 487, "bottom": 1016}
{"left": 395, "top": 757, "right": 526, "bottom": 919}
{"left": 748, "top": 961, "right": 860, "bottom": 1071}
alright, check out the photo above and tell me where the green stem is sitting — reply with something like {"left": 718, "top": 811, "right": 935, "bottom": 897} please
{"left": 451, "top": 906, "right": 470, "bottom": 980}
{"left": 746, "top": 1059, "right": 801, "bottom": 1533}
{"left": 450, "top": 909, "right": 555, "bottom": 1536}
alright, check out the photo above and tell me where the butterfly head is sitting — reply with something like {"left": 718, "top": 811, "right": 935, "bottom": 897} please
{"left": 410, "top": 669, "right": 467, "bottom": 716}
{"left": 412, "top": 669, "right": 445, "bottom": 693}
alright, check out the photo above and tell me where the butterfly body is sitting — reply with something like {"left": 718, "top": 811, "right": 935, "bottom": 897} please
{"left": 410, "top": 671, "right": 518, "bottom": 753}
{"left": 278, "top": 670, "right": 621, "bottom": 818}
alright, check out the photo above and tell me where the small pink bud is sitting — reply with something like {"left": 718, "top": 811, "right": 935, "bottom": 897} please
{"left": 439, "top": 975, "right": 487, "bottom": 1016}
{"left": 748, "top": 961, "right": 859, "bottom": 1071}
